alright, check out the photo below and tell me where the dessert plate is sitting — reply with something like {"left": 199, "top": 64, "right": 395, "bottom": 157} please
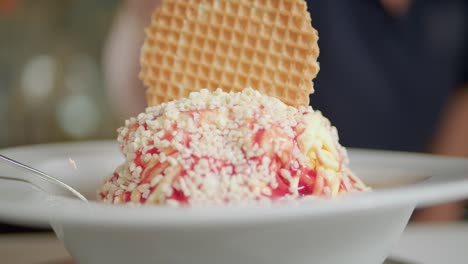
{"left": 0, "top": 141, "right": 467, "bottom": 264}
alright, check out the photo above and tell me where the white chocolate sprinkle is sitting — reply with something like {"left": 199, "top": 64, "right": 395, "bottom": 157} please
{"left": 97, "top": 88, "right": 369, "bottom": 205}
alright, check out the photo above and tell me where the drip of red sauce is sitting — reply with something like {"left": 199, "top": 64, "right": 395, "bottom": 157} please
{"left": 253, "top": 128, "right": 265, "bottom": 145}
{"left": 134, "top": 151, "right": 144, "bottom": 168}
{"left": 169, "top": 189, "right": 188, "bottom": 204}
{"left": 339, "top": 182, "right": 348, "bottom": 192}
{"left": 99, "top": 192, "right": 107, "bottom": 200}
{"left": 109, "top": 173, "right": 119, "bottom": 183}
{"left": 298, "top": 170, "right": 316, "bottom": 196}
{"left": 123, "top": 192, "right": 131, "bottom": 203}
{"left": 270, "top": 174, "right": 290, "bottom": 198}
{"left": 147, "top": 147, "right": 160, "bottom": 155}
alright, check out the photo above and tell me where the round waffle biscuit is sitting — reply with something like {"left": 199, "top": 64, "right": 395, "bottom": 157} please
{"left": 140, "top": 0, "right": 319, "bottom": 107}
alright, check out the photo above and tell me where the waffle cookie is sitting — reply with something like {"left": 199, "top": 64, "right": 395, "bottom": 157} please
{"left": 140, "top": 0, "right": 320, "bottom": 107}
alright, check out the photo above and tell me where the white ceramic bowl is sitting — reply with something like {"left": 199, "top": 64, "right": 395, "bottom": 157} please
{"left": 1, "top": 141, "right": 468, "bottom": 264}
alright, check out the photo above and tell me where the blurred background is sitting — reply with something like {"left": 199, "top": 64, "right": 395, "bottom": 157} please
{"left": 0, "top": 0, "right": 124, "bottom": 232}
{"left": 0, "top": 0, "right": 121, "bottom": 150}
{"left": 1, "top": 0, "right": 468, "bottom": 232}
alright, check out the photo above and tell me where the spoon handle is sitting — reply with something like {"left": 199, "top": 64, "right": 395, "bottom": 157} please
{"left": 0, "top": 154, "right": 88, "bottom": 202}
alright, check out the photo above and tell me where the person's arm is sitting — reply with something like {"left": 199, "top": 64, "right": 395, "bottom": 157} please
{"left": 380, "top": 0, "right": 412, "bottom": 16}
{"left": 431, "top": 86, "right": 468, "bottom": 157}
{"left": 412, "top": 86, "right": 468, "bottom": 222}
{"left": 102, "top": 0, "right": 161, "bottom": 120}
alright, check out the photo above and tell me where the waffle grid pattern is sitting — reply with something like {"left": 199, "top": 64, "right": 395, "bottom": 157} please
{"left": 140, "top": 0, "right": 319, "bottom": 107}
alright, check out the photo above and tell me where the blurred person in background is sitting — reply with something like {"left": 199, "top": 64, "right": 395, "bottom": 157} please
{"left": 104, "top": 0, "right": 468, "bottom": 221}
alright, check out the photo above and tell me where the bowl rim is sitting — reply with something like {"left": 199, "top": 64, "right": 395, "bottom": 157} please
{"left": 1, "top": 140, "right": 467, "bottom": 227}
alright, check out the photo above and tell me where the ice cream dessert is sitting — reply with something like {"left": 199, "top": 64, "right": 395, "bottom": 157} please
{"left": 98, "top": 88, "right": 368, "bottom": 205}
{"left": 98, "top": 0, "right": 370, "bottom": 205}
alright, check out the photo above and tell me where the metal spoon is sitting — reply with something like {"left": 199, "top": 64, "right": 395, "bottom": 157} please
{"left": 0, "top": 154, "right": 88, "bottom": 202}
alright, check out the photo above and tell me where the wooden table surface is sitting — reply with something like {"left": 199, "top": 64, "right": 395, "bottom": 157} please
{"left": 2, "top": 223, "right": 468, "bottom": 264}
